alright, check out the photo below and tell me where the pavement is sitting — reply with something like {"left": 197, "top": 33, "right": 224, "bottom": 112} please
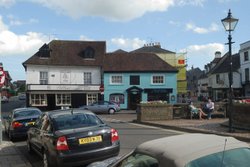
{"left": 1, "top": 110, "right": 250, "bottom": 167}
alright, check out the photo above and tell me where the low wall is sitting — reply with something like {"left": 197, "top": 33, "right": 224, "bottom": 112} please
{"left": 232, "top": 104, "right": 250, "bottom": 130}
{"left": 137, "top": 104, "right": 173, "bottom": 122}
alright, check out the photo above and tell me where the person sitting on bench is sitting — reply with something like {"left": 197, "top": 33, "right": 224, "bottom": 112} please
{"left": 189, "top": 102, "right": 207, "bottom": 120}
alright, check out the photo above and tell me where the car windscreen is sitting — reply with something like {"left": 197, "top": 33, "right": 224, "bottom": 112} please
{"left": 52, "top": 113, "right": 104, "bottom": 131}
{"left": 186, "top": 148, "right": 250, "bottom": 167}
{"left": 14, "top": 109, "right": 41, "bottom": 118}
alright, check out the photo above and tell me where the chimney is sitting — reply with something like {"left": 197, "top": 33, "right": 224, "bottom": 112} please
{"left": 215, "top": 51, "right": 221, "bottom": 58}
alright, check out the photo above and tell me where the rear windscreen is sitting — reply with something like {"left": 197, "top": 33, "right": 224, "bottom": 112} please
{"left": 52, "top": 113, "right": 104, "bottom": 130}
{"left": 14, "top": 110, "right": 41, "bottom": 118}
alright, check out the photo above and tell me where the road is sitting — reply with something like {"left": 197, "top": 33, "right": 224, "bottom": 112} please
{"left": 1, "top": 101, "right": 184, "bottom": 167}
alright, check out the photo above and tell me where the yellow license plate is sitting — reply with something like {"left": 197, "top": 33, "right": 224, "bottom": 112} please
{"left": 79, "top": 136, "right": 102, "bottom": 144}
{"left": 26, "top": 122, "right": 35, "bottom": 126}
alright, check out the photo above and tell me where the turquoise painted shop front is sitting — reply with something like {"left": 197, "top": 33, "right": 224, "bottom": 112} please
{"left": 103, "top": 72, "right": 177, "bottom": 110}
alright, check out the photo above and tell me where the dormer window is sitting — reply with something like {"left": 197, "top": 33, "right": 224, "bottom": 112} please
{"left": 79, "top": 46, "right": 95, "bottom": 59}
{"left": 38, "top": 44, "right": 50, "bottom": 58}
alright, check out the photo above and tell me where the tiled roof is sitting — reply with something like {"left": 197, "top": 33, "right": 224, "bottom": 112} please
{"left": 103, "top": 52, "right": 178, "bottom": 72}
{"left": 23, "top": 40, "right": 106, "bottom": 67}
{"left": 131, "top": 45, "right": 175, "bottom": 54}
{"left": 210, "top": 52, "right": 240, "bottom": 74}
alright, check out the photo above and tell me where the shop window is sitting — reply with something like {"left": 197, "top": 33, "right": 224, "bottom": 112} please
{"left": 56, "top": 94, "right": 71, "bottom": 106}
{"left": 30, "top": 94, "right": 47, "bottom": 106}
{"left": 87, "top": 94, "right": 98, "bottom": 105}
{"left": 110, "top": 94, "right": 124, "bottom": 104}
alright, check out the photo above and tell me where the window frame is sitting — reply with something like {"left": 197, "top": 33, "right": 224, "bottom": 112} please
{"left": 151, "top": 74, "right": 165, "bottom": 85}
{"left": 245, "top": 68, "right": 250, "bottom": 82}
{"left": 244, "top": 51, "right": 249, "bottom": 61}
{"left": 83, "top": 72, "right": 92, "bottom": 84}
{"left": 130, "top": 75, "right": 140, "bottom": 85}
{"left": 40, "top": 71, "right": 48, "bottom": 85}
{"left": 56, "top": 94, "right": 71, "bottom": 106}
{"left": 110, "top": 75, "right": 123, "bottom": 85}
{"left": 87, "top": 93, "right": 98, "bottom": 105}
{"left": 30, "top": 94, "right": 47, "bottom": 106}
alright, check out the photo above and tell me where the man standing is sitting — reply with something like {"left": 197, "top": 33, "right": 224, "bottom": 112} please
{"left": 206, "top": 99, "right": 214, "bottom": 119}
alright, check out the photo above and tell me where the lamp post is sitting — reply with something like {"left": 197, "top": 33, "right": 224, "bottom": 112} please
{"left": 221, "top": 9, "right": 238, "bottom": 132}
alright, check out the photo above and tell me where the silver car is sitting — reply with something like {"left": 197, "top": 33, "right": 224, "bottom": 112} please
{"left": 80, "top": 101, "right": 120, "bottom": 114}
{"left": 88, "top": 133, "right": 250, "bottom": 167}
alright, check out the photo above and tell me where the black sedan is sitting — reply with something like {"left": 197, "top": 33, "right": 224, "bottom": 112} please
{"left": 26, "top": 109, "right": 120, "bottom": 167}
{"left": 3, "top": 107, "right": 42, "bottom": 141}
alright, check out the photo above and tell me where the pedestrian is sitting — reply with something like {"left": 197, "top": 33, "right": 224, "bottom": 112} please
{"left": 204, "top": 98, "right": 214, "bottom": 119}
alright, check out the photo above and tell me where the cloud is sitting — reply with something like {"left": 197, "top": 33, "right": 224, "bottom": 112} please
{"left": 31, "top": 0, "right": 174, "bottom": 22}
{"left": 110, "top": 37, "right": 146, "bottom": 50}
{"left": 0, "top": 0, "right": 15, "bottom": 7}
{"left": 0, "top": 15, "right": 49, "bottom": 56}
{"left": 186, "top": 22, "right": 219, "bottom": 34}
{"left": 180, "top": 43, "right": 225, "bottom": 69}
{"left": 175, "top": 0, "right": 205, "bottom": 6}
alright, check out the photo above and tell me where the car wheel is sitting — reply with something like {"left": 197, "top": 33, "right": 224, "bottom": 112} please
{"left": 43, "top": 151, "right": 54, "bottom": 167}
{"left": 8, "top": 130, "right": 14, "bottom": 141}
{"left": 27, "top": 140, "right": 34, "bottom": 154}
{"left": 108, "top": 108, "right": 115, "bottom": 114}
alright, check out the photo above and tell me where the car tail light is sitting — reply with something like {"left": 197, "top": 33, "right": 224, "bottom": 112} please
{"left": 12, "top": 121, "right": 23, "bottom": 128}
{"left": 111, "top": 128, "right": 119, "bottom": 143}
{"left": 56, "top": 136, "right": 69, "bottom": 151}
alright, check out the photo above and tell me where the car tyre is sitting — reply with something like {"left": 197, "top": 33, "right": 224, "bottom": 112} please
{"left": 27, "top": 140, "right": 34, "bottom": 154}
{"left": 43, "top": 150, "right": 54, "bottom": 167}
{"left": 8, "top": 130, "right": 14, "bottom": 141}
{"left": 108, "top": 108, "right": 115, "bottom": 114}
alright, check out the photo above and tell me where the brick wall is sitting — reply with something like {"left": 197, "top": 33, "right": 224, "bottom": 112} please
{"left": 232, "top": 104, "right": 250, "bottom": 130}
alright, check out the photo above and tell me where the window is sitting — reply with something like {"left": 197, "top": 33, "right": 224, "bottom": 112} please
{"left": 111, "top": 75, "right": 123, "bottom": 84}
{"left": 56, "top": 94, "right": 71, "bottom": 106}
{"left": 116, "top": 153, "right": 158, "bottom": 167}
{"left": 84, "top": 72, "right": 92, "bottom": 84}
{"left": 87, "top": 94, "right": 98, "bottom": 105}
{"left": 245, "top": 68, "right": 249, "bottom": 82}
{"left": 30, "top": 94, "right": 47, "bottom": 106}
{"left": 130, "top": 75, "right": 140, "bottom": 85}
{"left": 152, "top": 75, "right": 164, "bottom": 84}
{"left": 40, "top": 71, "right": 48, "bottom": 85}
{"left": 216, "top": 74, "right": 220, "bottom": 84}
{"left": 110, "top": 94, "right": 124, "bottom": 104}
{"left": 244, "top": 51, "right": 249, "bottom": 61}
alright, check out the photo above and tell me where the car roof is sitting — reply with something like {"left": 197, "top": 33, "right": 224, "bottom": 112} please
{"left": 135, "top": 133, "right": 250, "bottom": 167}
{"left": 13, "top": 107, "right": 41, "bottom": 112}
{"left": 46, "top": 108, "right": 95, "bottom": 117}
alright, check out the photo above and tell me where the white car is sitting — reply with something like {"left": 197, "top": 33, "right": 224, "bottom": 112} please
{"left": 1, "top": 96, "right": 9, "bottom": 103}
{"left": 88, "top": 133, "right": 250, "bottom": 167}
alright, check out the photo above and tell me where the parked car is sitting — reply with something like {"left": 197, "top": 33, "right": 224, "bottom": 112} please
{"left": 1, "top": 96, "right": 9, "bottom": 103}
{"left": 88, "top": 133, "right": 250, "bottom": 167}
{"left": 26, "top": 109, "right": 120, "bottom": 167}
{"left": 18, "top": 94, "right": 26, "bottom": 100}
{"left": 3, "top": 107, "right": 42, "bottom": 141}
{"left": 80, "top": 101, "right": 120, "bottom": 114}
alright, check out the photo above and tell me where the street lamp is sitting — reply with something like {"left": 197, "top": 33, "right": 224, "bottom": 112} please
{"left": 221, "top": 9, "right": 238, "bottom": 132}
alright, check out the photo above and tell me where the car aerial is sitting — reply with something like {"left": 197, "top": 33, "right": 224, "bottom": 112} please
{"left": 26, "top": 108, "right": 120, "bottom": 167}
{"left": 88, "top": 133, "right": 250, "bottom": 167}
{"left": 80, "top": 101, "right": 120, "bottom": 114}
{"left": 3, "top": 107, "right": 42, "bottom": 141}
{"left": 1, "top": 96, "right": 9, "bottom": 103}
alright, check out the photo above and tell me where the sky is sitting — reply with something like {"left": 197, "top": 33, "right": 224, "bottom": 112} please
{"left": 0, "top": 0, "right": 249, "bottom": 81}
